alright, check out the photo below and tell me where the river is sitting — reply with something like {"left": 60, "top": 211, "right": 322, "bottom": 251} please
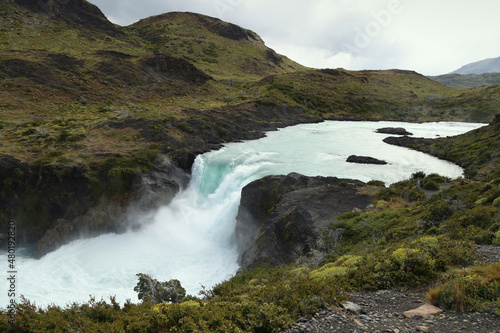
{"left": 0, "top": 121, "right": 485, "bottom": 308}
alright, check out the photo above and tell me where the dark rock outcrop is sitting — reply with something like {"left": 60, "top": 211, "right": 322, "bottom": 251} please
{"left": 347, "top": 155, "right": 388, "bottom": 165}
{"left": 0, "top": 155, "right": 92, "bottom": 247}
{"left": 0, "top": 154, "right": 187, "bottom": 258}
{"left": 235, "top": 173, "right": 373, "bottom": 271}
{"left": 29, "top": 158, "right": 188, "bottom": 258}
{"left": 383, "top": 136, "right": 434, "bottom": 149}
{"left": 376, "top": 127, "right": 413, "bottom": 135}
{"left": 197, "top": 14, "right": 261, "bottom": 42}
{"left": 141, "top": 54, "right": 214, "bottom": 85}
{"left": 14, "top": 0, "right": 121, "bottom": 36}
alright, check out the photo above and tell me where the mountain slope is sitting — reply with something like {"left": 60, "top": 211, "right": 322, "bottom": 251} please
{"left": 450, "top": 56, "right": 500, "bottom": 74}
{"left": 253, "top": 69, "right": 498, "bottom": 122}
{"left": 429, "top": 73, "right": 500, "bottom": 88}
{"left": 128, "top": 11, "right": 305, "bottom": 81}
{"left": 13, "top": 0, "right": 121, "bottom": 35}
{"left": 1, "top": 0, "right": 498, "bottom": 172}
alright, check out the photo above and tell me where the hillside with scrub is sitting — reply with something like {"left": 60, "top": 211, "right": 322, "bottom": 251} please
{"left": 0, "top": 0, "right": 499, "bottom": 332}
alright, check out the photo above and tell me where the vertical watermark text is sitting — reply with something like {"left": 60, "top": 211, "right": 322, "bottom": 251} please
{"left": 6, "top": 220, "right": 17, "bottom": 325}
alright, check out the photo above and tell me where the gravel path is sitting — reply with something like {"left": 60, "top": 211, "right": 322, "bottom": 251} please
{"left": 281, "top": 245, "right": 500, "bottom": 333}
{"left": 474, "top": 245, "right": 500, "bottom": 265}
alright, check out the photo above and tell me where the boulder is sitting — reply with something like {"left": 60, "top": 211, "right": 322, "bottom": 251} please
{"left": 403, "top": 303, "right": 443, "bottom": 319}
{"left": 341, "top": 301, "right": 362, "bottom": 313}
{"left": 376, "top": 127, "right": 413, "bottom": 135}
{"left": 235, "top": 173, "right": 373, "bottom": 271}
{"left": 347, "top": 155, "right": 388, "bottom": 165}
{"left": 383, "top": 136, "right": 434, "bottom": 149}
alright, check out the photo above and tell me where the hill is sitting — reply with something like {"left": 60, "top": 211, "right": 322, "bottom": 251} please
{"left": 449, "top": 56, "right": 500, "bottom": 74}
{"left": 128, "top": 11, "right": 304, "bottom": 81}
{"left": 1, "top": 1, "right": 500, "bottom": 331}
{"left": 1, "top": 0, "right": 496, "bottom": 172}
{"left": 1, "top": 0, "right": 499, "bottom": 245}
{"left": 429, "top": 73, "right": 500, "bottom": 88}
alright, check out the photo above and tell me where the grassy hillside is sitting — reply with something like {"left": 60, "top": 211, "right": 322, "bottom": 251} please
{"left": 255, "top": 69, "right": 500, "bottom": 122}
{"left": 253, "top": 69, "right": 456, "bottom": 120}
{"left": 1, "top": 1, "right": 498, "bottom": 170}
{"left": 128, "top": 11, "right": 305, "bottom": 81}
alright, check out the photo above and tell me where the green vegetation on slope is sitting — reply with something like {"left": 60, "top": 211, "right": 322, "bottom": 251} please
{"left": 1, "top": 1, "right": 498, "bottom": 171}
{"left": 254, "top": 69, "right": 499, "bottom": 122}
{"left": 2, "top": 173, "right": 498, "bottom": 331}
{"left": 128, "top": 11, "right": 305, "bottom": 82}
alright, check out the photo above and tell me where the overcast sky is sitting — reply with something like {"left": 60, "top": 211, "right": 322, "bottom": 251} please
{"left": 87, "top": 0, "right": 500, "bottom": 75}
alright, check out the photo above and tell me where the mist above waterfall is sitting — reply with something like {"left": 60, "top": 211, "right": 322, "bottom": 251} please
{"left": 1, "top": 121, "right": 484, "bottom": 308}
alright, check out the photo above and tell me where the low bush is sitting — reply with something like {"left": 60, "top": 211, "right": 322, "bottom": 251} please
{"left": 1, "top": 267, "right": 347, "bottom": 332}
{"left": 422, "top": 179, "right": 439, "bottom": 190}
{"left": 367, "top": 180, "right": 385, "bottom": 187}
{"left": 429, "top": 263, "right": 500, "bottom": 313}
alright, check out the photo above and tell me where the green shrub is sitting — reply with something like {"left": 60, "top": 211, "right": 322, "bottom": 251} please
{"left": 176, "top": 122, "right": 194, "bottom": 133}
{"left": 493, "top": 230, "right": 500, "bottom": 245}
{"left": 431, "top": 264, "right": 500, "bottom": 312}
{"left": 367, "top": 180, "right": 385, "bottom": 187}
{"left": 387, "top": 247, "right": 436, "bottom": 280}
{"left": 408, "top": 188, "right": 426, "bottom": 202}
{"left": 310, "top": 264, "right": 348, "bottom": 281}
{"left": 423, "top": 180, "right": 439, "bottom": 191}
{"left": 412, "top": 171, "right": 426, "bottom": 179}
{"left": 457, "top": 206, "right": 495, "bottom": 228}
{"left": 211, "top": 266, "right": 347, "bottom": 318}
{"left": 376, "top": 200, "right": 388, "bottom": 209}
{"left": 57, "top": 128, "right": 86, "bottom": 142}
{"left": 375, "top": 187, "right": 399, "bottom": 201}
{"left": 134, "top": 274, "right": 186, "bottom": 304}
{"left": 426, "top": 173, "right": 449, "bottom": 183}
{"left": 424, "top": 201, "right": 453, "bottom": 224}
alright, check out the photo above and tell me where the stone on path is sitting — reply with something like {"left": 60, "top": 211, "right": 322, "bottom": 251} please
{"left": 341, "top": 301, "right": 362, "bottom": 313}
{"left": 403, "top": 303, "right": 443, "bottom": 319}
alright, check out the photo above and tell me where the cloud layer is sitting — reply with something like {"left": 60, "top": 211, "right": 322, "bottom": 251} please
{"left": 88, "top": 0, "right": 500, "bottom": 75}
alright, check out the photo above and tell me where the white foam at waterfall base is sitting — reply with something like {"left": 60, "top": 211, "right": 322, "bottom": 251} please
{"left": 0, "top": 121, "right": 485, "bottom": 308}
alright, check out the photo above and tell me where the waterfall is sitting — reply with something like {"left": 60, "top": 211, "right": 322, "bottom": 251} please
{"left": 0, "top": 121, "right": 484, "bottom": 308}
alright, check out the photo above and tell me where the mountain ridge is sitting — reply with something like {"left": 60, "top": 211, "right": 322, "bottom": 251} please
{"left": 13, "top": 0, "right": 122, "bottom": 35}
{"left": 449, "top": 56, "right": 500, "bottom": 75}
{"left": 428, "top": 72, "right": 500, "bottom": 89}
